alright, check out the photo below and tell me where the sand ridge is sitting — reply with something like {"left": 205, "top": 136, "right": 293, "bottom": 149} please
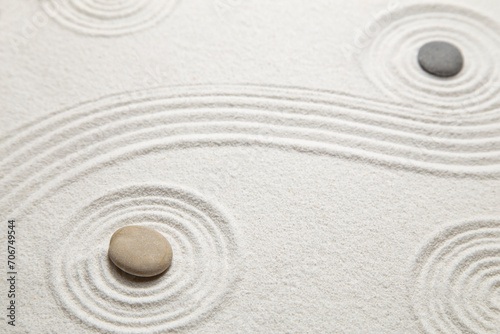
{"left": 41, "top": 0, "right": 179, "bottom": 36}
{"left": 0, "top": 1, "right": 499, "bottom": 333}
{"left": 49, "top": 184, "right": 239, "bottom": 332}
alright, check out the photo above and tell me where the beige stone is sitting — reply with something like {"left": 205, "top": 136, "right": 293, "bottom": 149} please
{"left": 108, "top": 225, "right": 172, "bottom": 277}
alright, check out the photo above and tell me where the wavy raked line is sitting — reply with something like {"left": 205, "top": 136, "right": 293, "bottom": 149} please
{"left": 410, "top": 219, "right": 500, "bottom": 333}
{"left": 41, "top": 0, "right": 178, "bottom": 36}
{"left": 49, "top": 184, "right": 239, "bottom": 333}
{"left": 0, "top": 84, "right": 500, "bottom": 219}
{"left": 361, "top": 4, "right": 500, "bottom": 115}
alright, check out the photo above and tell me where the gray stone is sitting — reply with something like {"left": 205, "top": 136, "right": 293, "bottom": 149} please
{"left": 418, "top": 41, "right": 464, "bottom": 78}
{"left": 108, "top": 226, "right": 172, "bottom": 277}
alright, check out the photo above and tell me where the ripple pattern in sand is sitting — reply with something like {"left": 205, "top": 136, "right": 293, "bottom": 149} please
{"left": 49, "top": 184, "right": 238, "bottom": 333}
{"left": 41, "top": 0, "right": 178, "bottom": 36}
{"left": 411, "top": 220, "right": 500, "bottom": 334}
{"left": 361, "top": 4, "right": 500, "bottom": 115}
{"left": 0, "top": 84, "right": 500, "bottom": 222}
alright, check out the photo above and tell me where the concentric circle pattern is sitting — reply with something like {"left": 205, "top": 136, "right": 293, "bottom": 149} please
{"left": 411, "top": 220, "right": 500, "bottom": 334}
{"left": 49, "top": 184, "right": 238, "bottom": 333}
{"left": 361, "top": 4, "right": 500, "bottom": 115}
{"left": 41, "top": 0, "right": 178, "bottom": 35}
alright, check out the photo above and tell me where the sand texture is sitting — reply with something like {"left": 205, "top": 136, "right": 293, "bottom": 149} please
{"left": 1, "top": 0, "right": 500, "bottom": 333}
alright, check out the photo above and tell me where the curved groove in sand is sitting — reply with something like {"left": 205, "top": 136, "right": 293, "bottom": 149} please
{"left": 410, "top": 219, "right": 500, "bottom": 334}
{"left": 49, "top": 184, "right": 238, "bottom": 333}
{"left": 41, "top": 0, "right": 178, "bottom": 36}
{"left": 361, "top": 4, "right": 500, "bottom": 115}
{"left": 0, "top": 85, "right": 499, "bottom": 220}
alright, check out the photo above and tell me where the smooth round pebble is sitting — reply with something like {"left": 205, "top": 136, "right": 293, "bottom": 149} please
{"left": 417, "top": 41, "right": 464, "bottom": 78}
{"left": 108, "top": 225, "right": 172, "bottom": 277}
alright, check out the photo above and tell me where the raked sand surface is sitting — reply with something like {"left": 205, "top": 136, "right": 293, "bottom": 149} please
{"left": 1, "top": 0, "right": 500, "bottom": 333}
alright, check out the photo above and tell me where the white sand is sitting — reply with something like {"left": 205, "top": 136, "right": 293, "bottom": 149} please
{"left": 1, "top": 0, "right": 500, "bottom": 333}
